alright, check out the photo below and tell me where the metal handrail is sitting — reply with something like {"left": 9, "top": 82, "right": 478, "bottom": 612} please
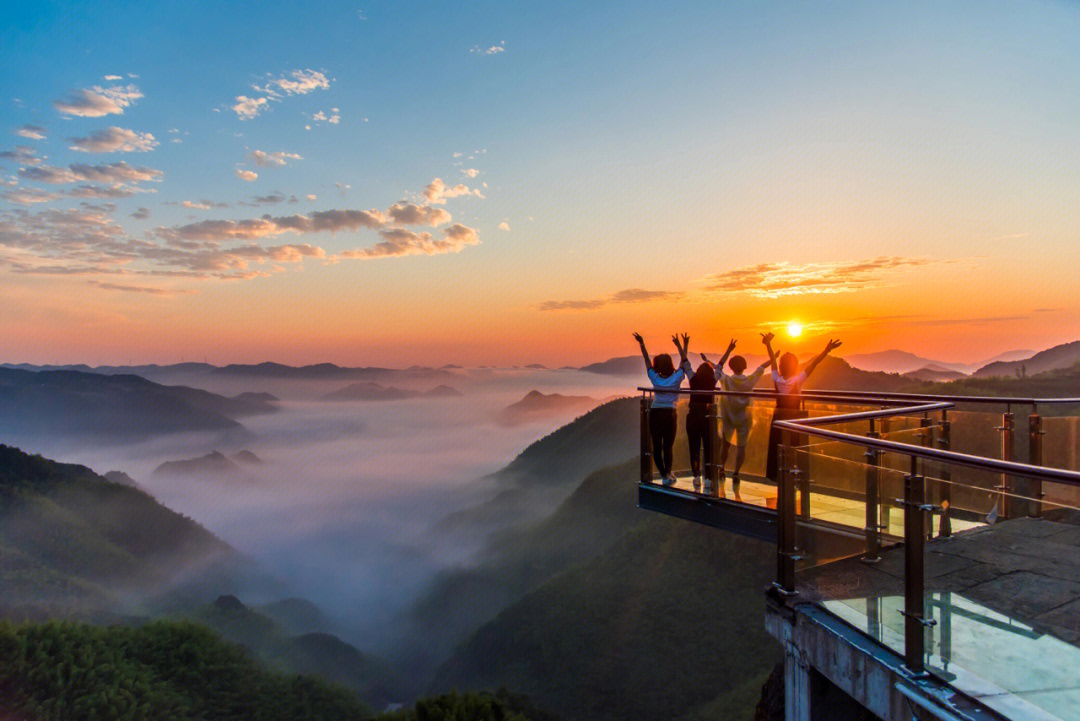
{"left": 637, "top": 386, "right": 1080, "bottom": 406}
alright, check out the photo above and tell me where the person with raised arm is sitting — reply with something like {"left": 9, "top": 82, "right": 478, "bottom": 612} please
{"left": 762, "top": 334, "right": 843, "bottom": 481}
{"left": 685, "top": 356, "right": 718, "bottom": 492}
{"left": 634, "top": 332, "right": 692, "bottom": 486}
{"left": 702, "top": 338, "right": 771, "bottom": 494}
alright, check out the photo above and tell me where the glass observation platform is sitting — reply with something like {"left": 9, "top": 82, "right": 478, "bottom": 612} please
{"left": 635, "top": 387, "right": 1080, "bottom": 721}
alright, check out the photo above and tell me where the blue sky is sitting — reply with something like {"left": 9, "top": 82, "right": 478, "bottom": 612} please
{"left": 2, "top": 1, "right": 1079, "bottom": 364}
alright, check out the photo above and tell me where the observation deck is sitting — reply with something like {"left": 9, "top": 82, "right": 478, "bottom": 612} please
{"left": 635, "top": 387, "right": 1080, "bottom": 721}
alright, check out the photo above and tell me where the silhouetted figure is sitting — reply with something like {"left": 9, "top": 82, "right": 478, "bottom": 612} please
{"left": 762, "top": 334, "right": 842, "bottom": 482}
{"left": 686, "top": 361, "right": 717, "bottom": 491}
{"left": 704, "top": 339, "right": 771, "bottom": 493}
{"left": 635, "top": 332, "right": 692, "bottom": 486}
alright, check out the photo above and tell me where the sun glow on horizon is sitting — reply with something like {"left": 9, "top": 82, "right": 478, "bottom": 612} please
{"left": 786, "top": 322, "right": 804, "bottom": 338}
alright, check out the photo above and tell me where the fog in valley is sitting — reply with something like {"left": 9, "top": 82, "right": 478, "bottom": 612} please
{"left": 18, "top": 366, "right": 636, "bottom": 654}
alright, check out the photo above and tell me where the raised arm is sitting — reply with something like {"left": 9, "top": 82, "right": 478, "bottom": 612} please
{"left": 803, "top": 338, "right": 842, "bottom": 378}
{"left": 633, "top": 332, "right": 651, "bottom": 373}
{"left": 761, "top": 332, "right": 778, "bottom": 373}
{"left": 717, "top": 338, "right": 737, "bottom": 369}
{"left": 672, "top": 333, "right": 691, "bottom": 370}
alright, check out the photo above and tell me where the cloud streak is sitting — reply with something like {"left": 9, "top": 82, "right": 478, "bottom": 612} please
{"left": 702, "top": 257, "right": 946, "bottom": 298}
{"left": 539, "top": 288, "right": 684, "bottom": 311}
{"left": 423, "top": 178, "right": 484, "bottom": 204}
{"left": 69, "top": 126, "right": 158, "bottom": 153}
{"left": 53, "top": 85, "right": 143, "bottom": 117}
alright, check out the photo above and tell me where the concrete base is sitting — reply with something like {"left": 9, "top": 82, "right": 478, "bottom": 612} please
{"left": 765, "top": 590, "right": 1008, "bottom": 721}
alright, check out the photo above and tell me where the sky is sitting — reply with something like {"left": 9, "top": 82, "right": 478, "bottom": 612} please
{"left": 2, "top": 0, "right": 1079, "bottom": 367}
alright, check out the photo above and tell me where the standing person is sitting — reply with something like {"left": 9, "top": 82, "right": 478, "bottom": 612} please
{"left": 634, "top": 332, "right": 692, "bottom": 486}
{"left": 762, "top": 333, "right": 842, "bottom": 481}
{"left": 703, "top": 339, "right": 771, "bottom": 494}
{"left": 685, "top": 360, "right": 717, "bottom": 492}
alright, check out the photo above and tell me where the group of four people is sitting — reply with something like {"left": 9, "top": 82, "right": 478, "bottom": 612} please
{"left": 633, "top": 332, "right": 842, "bottom": 493}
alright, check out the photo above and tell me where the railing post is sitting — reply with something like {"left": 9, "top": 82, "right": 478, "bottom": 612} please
{"left": 937, "top": 412, "right": 952, "bottom": 537}
{"left": 705, "top": 401, "right": 719, "bottom": 494}
{"left": 920, "top": 416, "right": 935, "bottom": 538}
{"left": 1029, "top": 411, "right": 1044, "bottom": 518}
{"left": 776, "top": 444, "right": 798, "bottom": 595}
{"left": 904, "top": 455, "right": 927, "bottom": 674}
{"left": 640, "top": 396, "right": 652, "bottom": 484}
{"left": 998, "top": 411, "right": 1015, "bottom": 520}
{"left": 863, "top": 419, "right": 881, "bottom": 563}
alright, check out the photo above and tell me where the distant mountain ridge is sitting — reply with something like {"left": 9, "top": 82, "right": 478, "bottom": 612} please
{"left": 496, "top": 390, "right": 598, "bottom": 426}
{"left": 0, "top": 367, "right": 276, "bottom": 445}
{"left": 973, "top": 340, "right": 1080, "bottom": 378}
{"left": 322, "top": 382, "right": 462, "bottom": 401}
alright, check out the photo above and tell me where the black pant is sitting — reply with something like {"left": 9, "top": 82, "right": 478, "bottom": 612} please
{"left": 649, "top": 407, "right": 677, "bottom": 476}
{"left": 766, "top": 406, "right": 807, "bottom": 481}
{"left": 686, "top": 406, "right": 709, "bottom": 477}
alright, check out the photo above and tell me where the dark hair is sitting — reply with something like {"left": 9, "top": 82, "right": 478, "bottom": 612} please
{"left": 690, "top": 361, "right": 716, "bottom": 404}
{"left": 779, "top": 352, "right": 799, "bottom": 378}
{"left": 652, "top": 353, "right": 675, "bottom": 377}
{"left": 728, "top": 355, "right": 747, "bottom": 374}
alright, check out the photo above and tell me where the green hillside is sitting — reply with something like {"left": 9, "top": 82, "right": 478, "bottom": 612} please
{"left": 436, "top": 515, "right": 778, "bottom": 721}
{"left": 0, "top": 444, "right": 250, "bottom": 618}
{"left": 0, "top": 620, "right": 370, "bottom": 721}
{"left": 192, "top": 594, "right": 404, "bottom": 708}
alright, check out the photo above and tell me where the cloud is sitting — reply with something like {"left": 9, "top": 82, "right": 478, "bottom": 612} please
{"left": 539, "top": 288, "right": 684, "bottom": 311}
{"left": 247, "top": 150, "right": 302, "bottom": 167}
{"left": 130, "top": 207, "right": 150, "bottom": 219}
{"left": 232, "top": 95, "right": 268, "bottom": 119}
{"left": 103, "top": 74, "right": 123, "bottom": 81}
{"left": 461, "top": 168, "right": 480, "bottom": 178}
{"left": 498, "top": 221, "right": 510, "bottom": 231}
{"left": 235, "top": 70, "right": 331, "bottom": 119}
{"left": 68, "top": 126, "right": 158, "bottom": 153}
{"left": 14, "top": 125, "right": 47, "bottom": 140}
{"left": 386, "top": 202, "right": 452, "bottom": 227}
{"left": 312, "top": 110, "right": 341, "bottom": 125}
{"left": 470, "top": 42, "right": 506, "bottom": 55}
{"left": 88, "top": 280, "right": 193, "bottom": 295}
{"left": 2, "top": 188, "right": 62, "bottom": 204}
{"left": 339, "top": 224, "right": 480, "bottom": 260}
{"left": 0, "top": 146, "right": 43, "bottom": 165}
{"left": 53, "top": 84, "right": 143, "bottom": 117}
{"left": 306, "top": 194, "right": 317, "bottom": 201}
{"left": 67, "top": 183, "right": 147, "bottom": 198}
{"left": 255, "top": 69, "right": 330, "bottom": 97}
{"left": 422, "top": 177, "right": 484, "bottom": 204}
{"left": 181, "top": 200, "right": 229, "bottom": 210}
{"left": 235, "top": 169, "right": 258, "bottom": 182}
{"left": 20, "top": 161, "right": 163, "bottom": 185}
{"left": 702, "top": 257, "right": 946, "bottom": 298}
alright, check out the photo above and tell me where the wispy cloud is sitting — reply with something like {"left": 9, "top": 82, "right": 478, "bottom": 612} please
{"left": 53, "top": 84, "right": 143, "bottom": 117}
{"left": 539, "top": 288, "right": 684, "bottom": 311}
{"left": 14, "top": 124, "right": 47, "bottom": 140}
{"left": 338, "top": 224, "right": 479, "bottom": 260}
{"left": 235, "top": 169, "right": 258, "bottom": 182}
{"left": 422, "top": 177, "right": 484, "bottom": 204}
{"left": 232, "top": 95, "right": 268, "bottom": 119}
{"left": 0, "top": 146, "right": 43, "bottom": 165}
{"left": 233, "top": 69, "right": 331, "bottom": 119}
{"left": 702, "top": 257, "right": 947, "bottom": 298}
{"left": 20, "top": 161, "right": 163, "bottom": 185}
{"left": 470, "top": 42, "right": 506, "bottom": 55}
{"left": 69, "top": 126, "right": 158, "bottom": 153}
{"left": 2, "top": 188, "right": 63, "bottom": 204}
{"left": 88, "top": 280, "right": 194, "bottom": 295}
{"left": 247, "top": 150, "right": 302, "bottom": 167}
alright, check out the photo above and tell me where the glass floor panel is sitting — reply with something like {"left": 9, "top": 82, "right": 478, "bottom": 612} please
{"left": 825, "top": 593, "right": 1080, "bottom": 721}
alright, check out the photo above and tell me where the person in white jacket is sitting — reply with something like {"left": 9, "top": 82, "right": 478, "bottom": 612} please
{"left": 634, "top": 332, "right": 693, "bottom": 486}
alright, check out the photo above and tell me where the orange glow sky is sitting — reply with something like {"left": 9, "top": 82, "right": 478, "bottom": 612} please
{"left": 2, "top": 2, "right": 1079, "bottom": 367}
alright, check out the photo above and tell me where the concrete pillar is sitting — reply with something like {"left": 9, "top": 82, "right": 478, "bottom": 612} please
{"left": 785, "top": 643, "right": 812, "bottom": 721}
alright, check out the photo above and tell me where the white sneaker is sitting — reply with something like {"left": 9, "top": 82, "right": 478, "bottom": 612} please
{"left": 692, "top": 476, "right": 701, "bottom": 491}
{"left": 662, "top": 473, "right": 677, "bottom": 487}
